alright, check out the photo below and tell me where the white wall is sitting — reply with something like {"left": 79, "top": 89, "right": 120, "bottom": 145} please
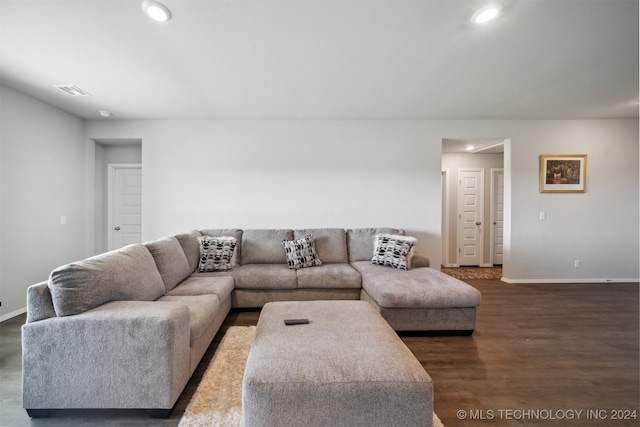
{"left": 139, "top": 120, "right": 442, "bottom": 256}
{"left": 0, "top": 85, "right": 86, "bottom": 320}
{"left": 505, "top": 120, "right": 639, "bottom": 282}
{"left": 86, "top": 118, "right": 639, "bottom": 283}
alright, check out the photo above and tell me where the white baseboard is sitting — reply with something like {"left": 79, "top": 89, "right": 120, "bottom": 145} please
{"left": 501, "top": 277, "right": 640, "bottom": 284}
{"left": 442, "top": 264, "right": 497, "bottom": 268}
{"left": 0, "top": 307, "right": 27, "bottom": 323}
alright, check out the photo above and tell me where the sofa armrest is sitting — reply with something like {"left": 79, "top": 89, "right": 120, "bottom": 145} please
{"left": 410, "top": 253, "right": 430, "bottom": 268}
{"left": 26, "top": 281, "right": 57, "bottom": 323}
{"left": 22, "top": 300, "right": 191, "bottom": 410}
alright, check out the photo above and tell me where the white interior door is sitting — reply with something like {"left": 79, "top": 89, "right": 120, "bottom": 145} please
{"left": 457, "top": 168, "right": 484, "bottom": 266}
{"left": 441, "top": 169, "right": 451, "bottom": 267}
{"left": 108, "top": 164, "right": 142, "bottom": 251}
{"left": 491, "top": 168, "right": 504, "bottom": 265}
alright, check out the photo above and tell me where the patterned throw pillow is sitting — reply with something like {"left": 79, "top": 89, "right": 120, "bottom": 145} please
{"left": 197, "top": 236, "right": 237, "bottom": 272}
{"left": 281, "top": 234, "right": 323, "bottom": 269}
{"left": 371, "top": 233, "right": 416, "bottom": 270}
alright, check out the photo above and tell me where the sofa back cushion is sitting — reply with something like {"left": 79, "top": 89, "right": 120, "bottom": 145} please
{"left": 241, "top": 229, "right": 293, "bottom": 264}
{"left": 347, "top": 228, "right": 405, "bottom": 262}
{"left": 145, "top": 236, "right": 192, "bottom": 291}
{"left": 48, "top": 244, "right": 165, "bottom": 317}
{"left": 294, "top": 228, "right": 348, "bottom": 264}
{"left": 200, "top": 229, "right": 243, "bottom": 267}
{"left": 175, "top": 230, "right": 202, "bottom": 273}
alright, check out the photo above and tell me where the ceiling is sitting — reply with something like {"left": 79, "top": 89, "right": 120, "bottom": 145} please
{"left": 1, "top": 0, "right": 638, "bottom": 121}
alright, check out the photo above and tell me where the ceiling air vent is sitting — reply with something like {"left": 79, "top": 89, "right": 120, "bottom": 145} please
{"left": 54, "top": 85, "right": 91, "bottom": 96}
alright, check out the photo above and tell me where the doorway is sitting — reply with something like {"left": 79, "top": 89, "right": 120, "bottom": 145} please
{"left": 441, "top": 138, "right": 506, "bottom": 270}
{"left": 93, "top": 139, "right": 142, "bottom": 254}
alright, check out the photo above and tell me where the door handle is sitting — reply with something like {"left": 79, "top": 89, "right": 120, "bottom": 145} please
{"left": 476, "top": 222, "right": 482, "bottom": 226}
{"left": 115, "top": 226, "right": 121, "bottom": 231}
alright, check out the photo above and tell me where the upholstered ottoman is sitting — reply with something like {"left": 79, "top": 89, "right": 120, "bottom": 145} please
{"left": 242, "top": 300, "right": 433, "bottom": 427}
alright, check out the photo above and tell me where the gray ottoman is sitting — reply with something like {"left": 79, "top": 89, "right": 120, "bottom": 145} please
{"left": 242, "top": 300, "right": 433, "bottom": 427}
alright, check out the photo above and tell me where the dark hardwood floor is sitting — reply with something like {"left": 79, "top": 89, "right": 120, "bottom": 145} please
{"left": 1, "top": 280, "right": 638, "bottom": 426}
{"left": 408, "top": 280, "right": 639, "bottom": 426}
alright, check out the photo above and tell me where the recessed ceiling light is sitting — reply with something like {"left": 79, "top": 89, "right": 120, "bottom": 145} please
{"left": 142, "top": 1, "right": 172, "bottom": 22}
{"left": 466, "top": 145, "right": 475, "bottom": 151}
{"left": 99, "top": 110, "right": 113, "bottom": 118}
{"left": 471, "top": 4, "right": 503, "bottom": 24}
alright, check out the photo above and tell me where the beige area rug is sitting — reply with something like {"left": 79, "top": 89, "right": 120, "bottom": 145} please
{"left": 179, "top": 325, "right": 445, "bottom": 427}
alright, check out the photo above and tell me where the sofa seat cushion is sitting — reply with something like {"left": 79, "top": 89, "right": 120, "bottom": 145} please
{"left": 165, "top": 275, "right": 234, "bottom": 302}
{"left": 145, "top": 236, "right": 193, "bottom": 291}
{"left": 158, "top": 295, "right": 220, "bottom": 346}
{"left": 296, "top": 264, "right": 362, "bottom": 289}
{"left": 48, "top": 244, "right": 165, "bottom": 317}
{"left": 352, "top": 261, "right": 481, "bottom": 309}
{"left": 234, "top": 264, "right": 297, "bottom": 290}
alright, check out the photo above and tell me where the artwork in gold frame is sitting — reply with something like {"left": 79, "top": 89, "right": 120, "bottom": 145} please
{"left": 540, "top": 154, "right": 587, "bottom": 193}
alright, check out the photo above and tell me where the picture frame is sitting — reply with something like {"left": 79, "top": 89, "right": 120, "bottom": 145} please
{"left": 540, "top": 154, "right": 587, "bottom": 193}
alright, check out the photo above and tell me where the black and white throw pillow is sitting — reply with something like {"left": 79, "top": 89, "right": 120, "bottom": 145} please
{"left": 281, "top": 234, "right": 322, "bottom": 269}
{"left": 197, "top": 236, "right": 237, "bottom": 272}
{"left": 371, "top": 233, "right": 416, "bottom": 271}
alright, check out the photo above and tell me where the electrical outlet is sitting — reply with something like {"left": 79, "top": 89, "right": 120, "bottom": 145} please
{"left": 574, "top": 260, "right": 581, "bottom": 269}
{"left": 539, "top": 212, "right": 546, "bottom": 220}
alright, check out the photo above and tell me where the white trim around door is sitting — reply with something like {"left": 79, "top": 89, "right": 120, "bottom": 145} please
{"left": 441, "top": 169, "right": 457, "bottom": 267}
{"left": 490, "top": 168, "right": 504, "bottom": 266}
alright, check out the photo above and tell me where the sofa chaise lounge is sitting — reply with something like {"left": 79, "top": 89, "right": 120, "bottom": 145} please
{"left": 22, "top": 227, "right": 481, "bottom": 417}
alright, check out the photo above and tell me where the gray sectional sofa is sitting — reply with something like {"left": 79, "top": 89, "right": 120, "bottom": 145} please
{"left": 22, "top": 227, "right": 481, "bottom": 417}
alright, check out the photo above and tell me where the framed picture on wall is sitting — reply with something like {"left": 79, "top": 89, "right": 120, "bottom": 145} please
{"left": 540, "top": 154, "right": 587, "bottom": 193}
